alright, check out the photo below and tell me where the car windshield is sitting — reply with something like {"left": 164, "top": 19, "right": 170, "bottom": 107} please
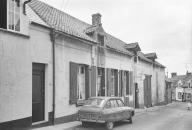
{"left": 84, "top": 98, "right": 104, "bottom": 107}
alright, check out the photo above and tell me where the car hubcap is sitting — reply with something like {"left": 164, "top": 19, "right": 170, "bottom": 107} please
{"left": 107, "top": 122, "right": 113, "bottom": 129}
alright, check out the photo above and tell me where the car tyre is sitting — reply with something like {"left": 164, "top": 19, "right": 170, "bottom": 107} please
{"left": 129, "top": 116, "right": 132, "bottom": 124}
{"left": 82, "top": 121, "right": 88, "bottom": 127}
{"left": 106, "top": 121, "right": 114, "bottom": 130}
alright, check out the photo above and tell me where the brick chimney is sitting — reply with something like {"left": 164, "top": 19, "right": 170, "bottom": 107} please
{"left": 171, "top": 72, "right": 177, "bottom": 78}
{"left": 92, "top": 13, "right": 102, "bottom": 26}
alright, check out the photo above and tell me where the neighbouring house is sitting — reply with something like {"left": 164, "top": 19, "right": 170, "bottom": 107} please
{"left": 169, "top": 72, "right": 192, "bottom": 102}
{"left": 0, "top": 0, "right": 166, "bottom": 130}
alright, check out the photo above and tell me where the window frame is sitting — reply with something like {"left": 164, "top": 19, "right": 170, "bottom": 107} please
{"left": 77, "top": 65, "right": 86, "bottom": 100}
{"left": 7, "top": 0, "right": 21, "bottom": 32}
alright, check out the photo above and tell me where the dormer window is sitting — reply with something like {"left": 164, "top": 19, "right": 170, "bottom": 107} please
{"left": 0, "top": 0, "right": 21, "bottom": 32}
{"left": 98, "top": 34, "right": 104, "bottom": 46}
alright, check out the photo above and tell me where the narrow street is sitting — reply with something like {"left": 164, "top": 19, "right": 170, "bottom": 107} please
{"left": 67, "top": 102, "right": 192, "bottom": 130}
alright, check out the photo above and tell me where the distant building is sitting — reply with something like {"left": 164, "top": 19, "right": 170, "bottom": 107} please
{"left": 169, "top": 72, "right": 192, "bottom": 102}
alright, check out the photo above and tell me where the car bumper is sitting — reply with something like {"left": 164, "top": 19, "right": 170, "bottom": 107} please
{"left": 79, "top": 118, "right": 105, "bottom": 123}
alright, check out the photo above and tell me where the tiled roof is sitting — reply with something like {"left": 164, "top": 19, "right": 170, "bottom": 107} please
{"left": 124, "top": 42, "right": 141, "bottom": 52}
{"left": 154, "top": 61, "right": 166, "bottom": 68}
{"left": 26, "top": 5, "right": 49, "bottom": 27}
{"left": 28, "top": 0, "right": 97, "bottom": 43}
{"left": 84, "top": 25, "right": 98, "bottom": 34}
{"left": 138, "top": 52, "right": 153, "bottom": 63}
{"left": 144, "top": 53, "right": 157, "bottom": 59}
{"left": 169, "top": 75, "right": 187, "bottom": 86}
{"left": 27, "top": 0, "right": 134, "bottom": 56}
{"left": 105, "top": 33, "right": 134, "bottom": 56}
{"left": 138, "top": 52, "right": 165, "bottom": 68}
{"left": 27, "top": 0, "right": 165, "bottom": 68}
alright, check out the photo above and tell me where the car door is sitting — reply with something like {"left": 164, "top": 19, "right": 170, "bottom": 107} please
{"left": 117, "top": 99, "right": 131, "bottom": 120}
{"left": 103, "top": 99, "right": 120, "bottom": 122}
{"left": 110, "top": 99, "right": 119, "bottom": 121}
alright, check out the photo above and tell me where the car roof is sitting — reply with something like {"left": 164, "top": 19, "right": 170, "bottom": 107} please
{"left": 89, "top": 96, "right": 122, "bottom": 101}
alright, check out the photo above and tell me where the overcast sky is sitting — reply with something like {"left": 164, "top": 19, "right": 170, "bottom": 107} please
{"left": 41, "top": 0, "right": 192, "bottom": 76}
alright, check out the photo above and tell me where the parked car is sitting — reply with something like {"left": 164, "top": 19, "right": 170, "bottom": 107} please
{"left": 78, "top": 96, "right": 135, "bottom": 130}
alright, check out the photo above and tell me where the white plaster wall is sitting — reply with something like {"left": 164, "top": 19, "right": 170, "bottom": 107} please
{"left": 136, "top": 60, "right": 153, "bottom": 106}
{"left": 0, "top": 24, "right": 53, "bottom": 123}
{"left": 0, "top": 32, "right": 31, "bottom": 122}
{"left": 156, "top": 67, "right": 165, "bottom": 103}
{"left": 136, "top": 59, "right": 165, "bottom": 107}
{"left": 29, "top": 25, "right": 53, "bottom": 120}
{"left": 105, "top": 50, "right": 133, "bottom": 71}
{"left": 55, "top": 36, "right": 92, "bottom": 118}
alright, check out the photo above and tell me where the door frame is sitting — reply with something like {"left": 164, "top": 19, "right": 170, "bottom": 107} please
{"left": 32, "top": 63, "right": 47, "bottom": 125}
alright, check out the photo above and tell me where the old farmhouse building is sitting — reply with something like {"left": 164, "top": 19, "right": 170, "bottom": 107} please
{"left": 0, "top": 0, "right": 166, "bottom": 129}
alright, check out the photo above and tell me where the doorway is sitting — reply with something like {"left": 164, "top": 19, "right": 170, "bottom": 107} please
{"left": 144, "top": 75, "right": 152, "bottom": 108}
{"left": 32, "top": 63, "right": 45, "bottom": 123}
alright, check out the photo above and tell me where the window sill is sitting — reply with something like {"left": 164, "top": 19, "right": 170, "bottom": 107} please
{"left": 0, "top": 28, "right": 30, "bottom": 38}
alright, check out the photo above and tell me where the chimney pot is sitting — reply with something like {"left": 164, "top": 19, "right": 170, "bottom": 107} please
{"left": 171, "top": 72, "right": 177, "bottom": 78}
{"left": 92, "top": 13, "right": 102, "bottom": 26}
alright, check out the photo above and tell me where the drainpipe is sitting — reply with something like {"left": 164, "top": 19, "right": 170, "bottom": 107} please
{"left": 50, "top": 29, "right": 56, "bottom": 125}
{"left": 23, "top": 0, "right": 32, "bottom": 15}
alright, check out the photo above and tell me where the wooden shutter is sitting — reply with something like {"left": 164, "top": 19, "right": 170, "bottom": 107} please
{"left": 115, "top": 70, "right": 118, "bottom": 96}
{"left": 69, "top": 62, "right": 78, "bottom": 104}
{"left": 0, "top": 0, "right": 7, "bottom": 29}
{"left": 101, "top": 68, "right": 105, "bottom": 96}
{"left": 129, "top": 71, "right": 134, "bottom": 94}
{"left": 119, "top": 70, "right": 122, "bottom": 97}
{"left": 144, "top": 76, "right": 148, "bottom": 107}
{"left": 91, "top": 66, "right": 96, "bottom": 97}
{"left": 148, "top": 75, "right": 152, "bottom": 107}
{"left": 107, "top": 68, "right": 111, "bottom": 96}
{"left": 85, "top": 65, "right": 89, "bottom": 99}
{"left": 126, "top": 71, "right": 130, "bottom": 95}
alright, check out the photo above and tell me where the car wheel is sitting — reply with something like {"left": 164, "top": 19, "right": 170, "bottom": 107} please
{"left": 82, "top": 121, "right": 88, "bottom": 127}
{"left": 106, "top": 121, "right": 114, "bottom": 130}
{"left": 129, "top": 116, "right": 132, "bottom": 124}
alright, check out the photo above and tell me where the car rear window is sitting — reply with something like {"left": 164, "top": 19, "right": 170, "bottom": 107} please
{"left": 85, "top": 98, "right": 104, "bottom": 107}
{"left": 116, "top": 99, "right": 124, "bottom": 107}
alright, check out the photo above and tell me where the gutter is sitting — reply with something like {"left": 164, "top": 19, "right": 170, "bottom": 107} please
{"left": 23, "top": 0, "right": 32, "bottom": 15}
{"left": 55, "top": 30, "right": 98, "bottom": 45}
{"left": 50, "top": 29, "right": 56, "bottom": 125}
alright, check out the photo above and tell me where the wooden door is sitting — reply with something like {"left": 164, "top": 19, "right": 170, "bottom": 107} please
{"left": 144, "top": 75, "right": 152, "bottom": 108}
{"left": 32, "top": 63, "right": 45, "bottom": 123}
{"left": 135, "top": 83, "right": 139, "bottom": 108}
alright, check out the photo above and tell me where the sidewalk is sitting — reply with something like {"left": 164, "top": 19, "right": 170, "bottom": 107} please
{"left": 135, "top": 103, "right": 172, "bottom": 116}
{"left": 32, "top": 103, "right": 173, "bottom": 130}
{"left": 32, "top": 121, "right": 81, "bottom": 130}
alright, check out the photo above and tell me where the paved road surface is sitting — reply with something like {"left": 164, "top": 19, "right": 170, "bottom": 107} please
{"left": 66, "top": 102, "right": 192, "bottom": 130}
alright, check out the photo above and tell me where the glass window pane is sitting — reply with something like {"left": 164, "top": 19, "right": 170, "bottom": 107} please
{"left": 9, "top": 0, "right": 14, "bottom": 12}
{"left": 105, "top": 101, "right": 111, "bottom": 109}
{"left": 110, "top": 100, "right": 118, "bottom": 108}
{"left": 117, "top": 99, "right": 124, "bottom": 107}
{"left": 8, "top": 11, "right": 14, "bottom": 30}
{"left": 15, "top": 14, "right": 20, "bottom": 31}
